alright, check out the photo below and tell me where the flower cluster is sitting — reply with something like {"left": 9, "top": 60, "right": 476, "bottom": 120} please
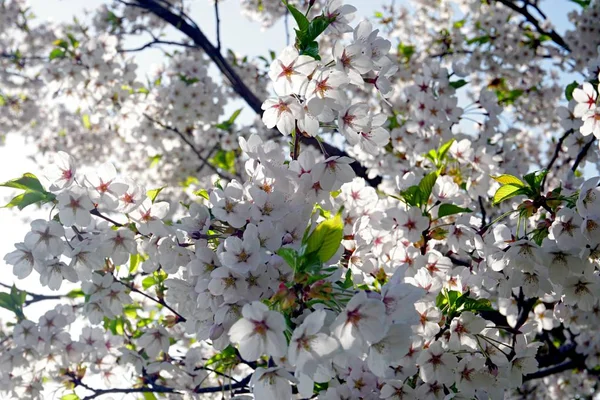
{"left": 3, "top": 0, "right": 600, "bottom": 399}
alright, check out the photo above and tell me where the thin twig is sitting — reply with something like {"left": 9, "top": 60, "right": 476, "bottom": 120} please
{"left": 541, "top": 129, "right": 572, "bottom": 191}
{"left": 144, "top": 114, "right": 236, "bottom": 180}
{"left": 117, "top": 278, "right": 187, "bottom": 323}
{"left": 494, "top": 0, "right": 570, "bottom": 52}
{"left": 214, "top": 0, "right": 222, "bottom": 51}
{"left": 118, "top": 39, "right": 197, "bottom": 53}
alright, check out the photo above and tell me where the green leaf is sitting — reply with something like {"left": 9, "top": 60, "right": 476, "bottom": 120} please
{"left": 492, "top": 185, "right": 528, "bottom": 205}
{"left": 305, "top": 211, "right": 344, "bottom": 263}
{"left": 283, "top": 1, "right": 309, "bottom": 31}
{"left": 523, "top": 170, "right": 548, "bottom": 193}
{"left": 194, "top": 189, "right": 210, "bottom": 200}
{"left": 60, "top": 394, "right": 80, "bottom": 400}
{"left": 418, "top": 171, "right": 438, "bottom": 207}
{"left": 466, "top": 35, "right": 490, "bottom": 45}
{"left": 397, "top": 42, "right": 415, "bottom": 62}
{"left": 459, "top": 298, "right": 494, "bottom": 312}
{"left": 305, "top": 16, "right": 332, "bottom": 44}
{"left": 129, "top": 254, "right": 141, "bottom": 274}
{"left": 568, "top": 0, "right": 591, "bottom": 8}
{"left": 142, "top": 276, "right": 156, "bottom": 290}
{"left": 491, "top": 174, "right": 525, "bottom": 187}
{"left": 400, "top": 185, "right": 422, "bottom": 207}
{"left": 148, "top": 154, "right": 162, "bottom": 168}
{"left": 449, "top": 79, "right": 468, "bottom": 89}
{"left": 438, "top": 204, "right": 473, "bottom": 219}
{"left": 66, "top": 289, "right": 85, "bottom": 299}
{"left": 453, "top": 19, "right": 466, "bottom": 29}
{"left": 147, "top": 187, "right": 165, "bottom": 203}
{"left": 277, "top": 247, "right": 299, "bottom": 271}
{"left": 66, "top": 33, "right": 79, "bottom": 48}
{"left": 565, "top": 80, "right": 579, "bottom": 101}
{"left": 496, "top": 88, "right": 524, "bottom": 105}
{"left": 142, "top": 393, "right": 157, "bottom": 400}
{"left": 49, "top": 48, "right": 66, "bottom": 60}
{"left": 3, "top": 191, "right": 55, "bottom": 210}
{"left": 438, "top": 139, "right": 455, "bottom": 161}
{"left": 0, "top": 173, "right": 45, "bottom": 192}
{"left": 299, "top": 40, "right": 320, "bottom": 60}
{"left": 82, "top": 114, "right": 91, "bottom": 130}
{"left": 210, "top": 150, "right": 236, "bottom": 174}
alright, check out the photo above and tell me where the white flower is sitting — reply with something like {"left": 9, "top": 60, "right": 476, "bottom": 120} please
{"left": 454, "top": 356, "right": 492, "bottom": 397}
{"left": 416, "top": 341, "right": 458, "bottom": 384}
{"left": 367, "top": 323, "right": 412, "bottom": 377}
{"left": 36, "top": 258, "right": 78, "bottom": 291}
{"left": 288, "top": 310, "right": 338, "bottom": 374}
{"left": 85, "top": 162, "right": 128, "bottom": 211}
{"left": 532, "top": 303, "right": 556, "bottom": 332}
{"left": 218, "top": 224, "right": 262, "bottom": 274}
{"left": 138, "top": 327, "right": 171, "bottom": 359}
{"left": 251, "top": 367, "right": 296, "bottom": 400}
{"left": 24, "top": 219, "right": 65, "bottom": 258}
{"left": 448, "top": 311, "right": 486, "bottom": 350}
{"left": 4, "top": 242, "right": 36, "bottom": 279}
{"left": 44, "top": 151, "right": 76, "bottom": 191}
{"left": 548, "top": 208, "right": 583, "bottom": 250}
{"left": 312, "top": 156, "right": 355, "bottom": 192}
{"left": 324, "top": 0, "right": 356, "bottom": 35}
{"left": 330, "top": 291, "right": 387, "bottom": 355}
{"left": 261, "top": 96, "right": 302, "bottom": 136}
{"left": 100, "top": 228, "right": 137, "bottom": 265}
{"left": 130, "top": 199, "right": 170, "bottom": 236}
{"left": 572, "top": 82, "right": 597, "bottom": 118}
{"left": 210, "top": 180, "right": 249, "bottom": 228}
{"left": 268, "top": 46, "right": 316, "bottom": 96}
{"left": 580, "top": 108, "right": 600, "bottom": 139}
{"left": 562, "top": 272, "right": 600, "bottom": 311}
{"left": 228, "top": 301, "right": 287, "bottom": 360}
{"left": 56, "top": 187, "right": 94, "bottom": 227}
{"left": 380, "top": 380, "right": 415, "bottom": 400}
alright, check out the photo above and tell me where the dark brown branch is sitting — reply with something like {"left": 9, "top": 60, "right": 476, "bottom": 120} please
{"left": 128, "top": 0, "right": 382, "bottom": 187}
{"left": 0, "top": 282, "right": 63, "bottom": 306}
{"left": 494, "top": 0, "right": 570, "bottom": 52}
{"left": 571, "top": 137, "right": 595, "bottom": 172}
{"left": 193, "top": 373, "right": 252, "bottom": 394}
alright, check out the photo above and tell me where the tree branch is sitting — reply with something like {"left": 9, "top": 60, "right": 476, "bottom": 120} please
{"left": 143, "top": 113, "right": 237, "bottom": 180}
{"left": 118, "top": 39, "right": 197, "bottom": 53}
{"left": 214, "top": 0, "right": 222, "bottom": 52}
{"left": 541, "top": 129, "right": 572, "bottom": 192}
{"left": 571, "top": 137, "right": 595, "bottom": 172}
{"left": 128, "top": 0, "right": 382, "bottom": 187}
{"left": 117, "top": 278, "right": 187, "bottom": 323}
{"left": 494, "top": 0, "right": 570, "bottom": 52}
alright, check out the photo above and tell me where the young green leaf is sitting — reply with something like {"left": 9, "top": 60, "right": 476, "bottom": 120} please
{"left": 491, "top": 174, "right": 525, "bottom": 187}
{"left": 492, "top": 185, "right": 528, "bottom": 205}
{"left": 147, "top": 187, "right": 165, "bottom": 203}
{"left": 437, "top": 204, "right": 473, "bottom": 219}
{"left": 418, "top": 171, "right": 438, "bottom": 207}
{"left": 305, "top": 211, "right": 344, "bottom": 263}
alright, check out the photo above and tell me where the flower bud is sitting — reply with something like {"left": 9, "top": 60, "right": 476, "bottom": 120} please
{"left": 209, "top": 323, "right": 225, "bottom": 340}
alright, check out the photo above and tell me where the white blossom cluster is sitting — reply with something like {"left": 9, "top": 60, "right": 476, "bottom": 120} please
{"left": 3, "top": 0, "right": 600, "bottom": 399}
